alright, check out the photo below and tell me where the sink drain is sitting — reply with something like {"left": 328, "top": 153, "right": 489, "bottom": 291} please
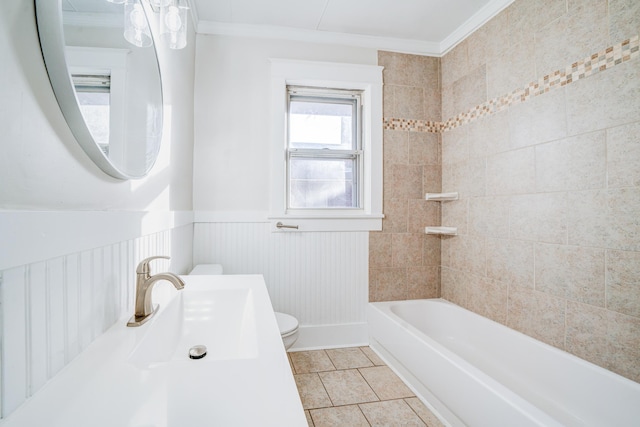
{"left": 188, "top": 345, "right": 207, "bottom": 360}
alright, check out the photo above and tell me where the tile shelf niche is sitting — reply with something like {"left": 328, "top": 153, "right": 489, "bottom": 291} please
{"left": 424, "top": 192, "right": 459, "bottom": 236}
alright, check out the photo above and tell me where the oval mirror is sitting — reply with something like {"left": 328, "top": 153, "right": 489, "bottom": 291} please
{"left": 34, "top": 0, "right": 163, "bottom": 179}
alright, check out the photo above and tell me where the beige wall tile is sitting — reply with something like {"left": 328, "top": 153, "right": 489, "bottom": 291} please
{"left": 408, "top": 131, "right": 439, "bottom": 165}
{"left": 508, "top": 88, "right": 567, "bottom": 149}
{"left": 392, "top": 233, "right": 424, "bottom": 267}
{"left": 467, "top": 9, "right": 509, "bottom": 70}
{"left": 606, "top": 310, "right": 640, "bottom": 382}
{"left": 441, "top": 83, "right": 455, "bottom": 121}
{"left": 305, "top": 410, "right": 314, "bottom": 426}
{"left": 369, "top": 232, "right": 392, "bottom": 268}
{"left": 609, "top": 0, "right": 640, "bottom": 44}
{"left": 606, "top": 250, "right": 640, "bottom": 318}
{"left": 486, "top": 148, "right": 535, "bottom": 195}
{"left": 359, "top": 366, "right": 415, "bottom": 400}
{"left": 468, "top": 196, "right": 510, "bottom": 238}
{"left": 565, "top": 301, "right": 609, "bottom": 370}
{"left": 441, "top": 41, "right": 469, "bottom": 89}
{"left": 407, "top": 266, "right": 440, "bottom": 299}
{"left": 378, "top": 51, "right": 439, "bottom": 89}
{"left": 423, "top": 164, "right": 442, "bottom": 194}
{"left": 423, "top": 235, "right": 441, "bottom": 267}
{"left": 448, "top": 234, "right": 486, "bottom": 276}
{"left": 309, "top": 405, "right": 369, "bottom": 427}
{"left": 510, "top": 193, "right": 569, "bottom": 244}
{"left": 468, "top": 110, "right": 510, "bottom": 158}
{"left": 486, "top": 238, "right": 534, "bottom": 289}
{"left": 383, "top": 130, "right": 408, "bottom": 165}
{"left": 535, "top": 243, "right": 606, "bottom": 306}
{"left": 606, "top": 121, "right": 640, "bottom": 188}
{"left": 535, "top": 131, "right": 606, "bottom": 192}
{"left": 395, "top": 86, "right": 425, "bottom": 120}
{"left": 466, "top": 274, "right": 509, "bottom": 324}
{"left": 508, "top": 0, "right": 567, "bottom": 48}
{"left": 441, "top": 267, "right": 468, "bottom": 307}
{"left": 359, "top": 399, "right": 427, "bottom": 426}
{"left": 453, "top": 65, "right": 488, "bottom": 114}
{"left": 509, "top": 194, "right": 537, "bottom": 241}
{"left": 535, "top": 0, "right": 609, "bottom": 75}
{"left": 383, "top": 84, "right": 396, "bottom": 118}
{"left": 375, "top": 267, "right": 407, "bottom": 301}
{"left": 318, "top": 369, "right": 379, "bottom": 406}
{"left": 387, "top": 164, "right": 423, "bottom": 200}
{"left": 533, "top": 192, "right": 569, "bottom": 244}
{"left": 487, "top": 40, "right": 537, "bottom": 100}
{"left": 566, "top": 60, "right": 640, "bottom": 136}
{"left": 441, "top": 125, "right": 469, "bottom": 165}
{"left": 442, "top": 158, "right": 485, "bottom": 198}
{"left": 507, "top": 287, "right": 566, "bottom": 349}
{"left": 383, "top": 198, "right": 408, "bottom": 233}
{"left": 442, "top": 199, "right": 468, "bottom": 236}
{"left": 408, "top": 199, "right": 439, "bottom": 234}
{"left": 567, "top": 188, "right": 640, "bottom": 251}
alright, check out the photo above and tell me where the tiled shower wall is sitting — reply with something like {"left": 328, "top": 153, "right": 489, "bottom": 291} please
{"left": 0, "top": 224, "right": 193, "bottom": 417}
{"left": 439, "top": 0, "right": 640, "bottom": 382}
{"left": 368, "top": 52, "right": 442, "bottom": 302}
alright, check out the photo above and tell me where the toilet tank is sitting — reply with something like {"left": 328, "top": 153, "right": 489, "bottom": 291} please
{"left": 189, "top": 264, "right": 223, "bottom": 275}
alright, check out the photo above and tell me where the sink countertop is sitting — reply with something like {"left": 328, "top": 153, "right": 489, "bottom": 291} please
{"left": 1, "top": 275, "right": 307, "bottom": 427}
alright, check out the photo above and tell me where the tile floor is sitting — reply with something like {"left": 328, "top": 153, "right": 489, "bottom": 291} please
{"left": 288, "top": 347, "right": 445, "bottom": 427}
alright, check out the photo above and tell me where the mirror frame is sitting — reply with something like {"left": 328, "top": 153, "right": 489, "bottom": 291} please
{"left": 34, "top": 0, "right": 163, "bottom": 180}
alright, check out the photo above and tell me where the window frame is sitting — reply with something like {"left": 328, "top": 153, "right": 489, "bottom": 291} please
{"left": 286, "top": 86, "right": 364, "bottom": 211}
{"left": 269, "top": 59, "right": 383, "bottom": 232}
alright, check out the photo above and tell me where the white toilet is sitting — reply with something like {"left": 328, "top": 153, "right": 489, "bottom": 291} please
{"left": 188, "top": 264, "right": 299, "bottom": 350}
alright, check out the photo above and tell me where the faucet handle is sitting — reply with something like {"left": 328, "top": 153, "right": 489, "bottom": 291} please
{"left": 136, "top": 256, "right": 170, "bottom": 274}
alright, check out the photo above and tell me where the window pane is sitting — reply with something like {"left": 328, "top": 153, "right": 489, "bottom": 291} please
{"left": 289, "top": 157, "right": 357, "bottom": 208}
{"left": 289, "top": 99, "right": 354, "bottom": 150}
{"left": 77, "top": 92, "right": 110, "bottom": 155}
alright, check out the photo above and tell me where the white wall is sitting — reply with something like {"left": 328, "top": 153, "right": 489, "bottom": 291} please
{"left": 192, "top": 35, "right": 379, "bottom": 346}
{"left": 193, "top": 34, "right": 379, "bottom": 212}
{"left": 0, "top": 0, "right": 195, "bottom": 211}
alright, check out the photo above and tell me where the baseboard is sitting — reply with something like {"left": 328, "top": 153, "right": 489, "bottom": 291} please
{"left": 288, "top": 322, "right": 368, "bottom": 351}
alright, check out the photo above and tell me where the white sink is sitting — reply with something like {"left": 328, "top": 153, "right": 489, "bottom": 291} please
{"left": 1, "top": 275, "right": 306, "bottom": 427}
{"left": 128, "top": 287, "right": 258, "bottom": 368}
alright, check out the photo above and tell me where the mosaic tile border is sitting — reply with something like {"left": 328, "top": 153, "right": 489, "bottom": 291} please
{"left": 383, "top": 35, "right": 640, "bottom": 133}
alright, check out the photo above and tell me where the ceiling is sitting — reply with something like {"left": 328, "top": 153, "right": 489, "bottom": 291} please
{"left": 191, "top": 0, "right": 514, "bottom": 56}
{"left": 61, "top": 0, "right": 514, "bottom": 56}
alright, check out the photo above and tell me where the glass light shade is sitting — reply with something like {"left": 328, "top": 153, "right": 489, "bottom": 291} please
{"left": 123, "top": 0, "right": 152, "bottom": 48}
{"left": 149, "top": 0, "right": 170, "bottom": 7}
{"left": 106, "top": 0, "right": 126, "bottom": 4}
{"left": 160, "top": 0, "right": 189, "bottom": 50}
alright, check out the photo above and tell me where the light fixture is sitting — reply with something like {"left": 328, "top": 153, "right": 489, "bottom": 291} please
{"left": 123, "top": 0, "right": 152, "bottom": 48}
{"left": 159, "top": 0, "right": 189, "bottom": 50}
{"left": 106, "top": 0, "right": 126, "bottom": 4}
{"left": 149, "top": 0, "right": 170, "bottom": 7}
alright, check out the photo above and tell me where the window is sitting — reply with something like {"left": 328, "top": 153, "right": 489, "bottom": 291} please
{"left": 287, "top": 87, "right": 362, "bottom": 210}
{"left": 73, "top": 73, "right": 111, "bottom": 155}
{"left": 270, "top": 59, "right": 383, "bottom": 231}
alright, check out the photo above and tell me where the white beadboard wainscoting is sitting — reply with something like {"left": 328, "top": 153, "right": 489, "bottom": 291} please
{"left": 193, "top": 221, "right": 370, "bottom": 350}
{"left": 0, "top": 211, "right": 193, "bottom": 419}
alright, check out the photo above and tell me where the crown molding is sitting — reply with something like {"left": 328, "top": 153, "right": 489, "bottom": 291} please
{"left": 439, "top": 0, "right": 514, "bottom": 54}
{"left": 193, "top": 0, "right": 513, "bottom": 57}
{"left": 198, "top": 21, "right": 442, "bottom": 56}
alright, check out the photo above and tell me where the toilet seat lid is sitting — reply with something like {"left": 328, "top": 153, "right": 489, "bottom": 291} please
{"left": 275, "top": 312, "right": 298, "bottom": 335}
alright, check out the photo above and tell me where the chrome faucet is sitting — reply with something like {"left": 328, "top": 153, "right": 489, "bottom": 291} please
{"left": 127, "top": 256, "right": 185, "bottom": 327}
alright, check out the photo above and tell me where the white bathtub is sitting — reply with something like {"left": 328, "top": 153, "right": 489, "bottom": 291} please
{"left": 368, "top": 299, "right": 640, "bottom": 427}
